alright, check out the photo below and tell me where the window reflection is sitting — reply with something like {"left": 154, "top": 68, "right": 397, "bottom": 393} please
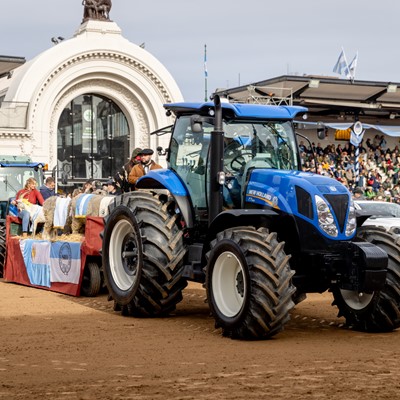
{"left": 57, "top": 94, "right": 129, "bottom": 188}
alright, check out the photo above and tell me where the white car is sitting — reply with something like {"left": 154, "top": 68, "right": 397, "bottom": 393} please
{"left": 354, "top": 200, "right": 400, "bottom": 234}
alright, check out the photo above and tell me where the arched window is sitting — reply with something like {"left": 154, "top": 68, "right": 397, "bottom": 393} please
{"left": 57, "top": 94, "right": 129, "bottom": 188}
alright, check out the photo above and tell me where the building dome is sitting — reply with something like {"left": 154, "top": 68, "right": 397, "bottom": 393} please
{"left": 0, "top": 19, "right": 183, "bottom": 188}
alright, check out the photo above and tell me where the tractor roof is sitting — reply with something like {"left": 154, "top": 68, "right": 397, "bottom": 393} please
{"left": 164, "top": 101, "right": 307, "bottom": 120}
{"left": 0, "top": 156, "right": 45, "bottom": 168}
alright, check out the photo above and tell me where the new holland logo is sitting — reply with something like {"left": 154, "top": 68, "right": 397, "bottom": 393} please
{"left": 59, "top": 243, "right": 72, "bottom": 275}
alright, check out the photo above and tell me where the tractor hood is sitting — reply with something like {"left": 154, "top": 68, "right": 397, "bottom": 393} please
{"left": 245, "top": 169, "right": 353, "bottom": 240}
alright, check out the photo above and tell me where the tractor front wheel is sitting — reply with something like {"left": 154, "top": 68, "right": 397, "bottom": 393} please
{"left": 332, "top": 226, "right": 400, "bottom": 331}
{"left": 206, "top": 227, "right": 295, "bottom": 340}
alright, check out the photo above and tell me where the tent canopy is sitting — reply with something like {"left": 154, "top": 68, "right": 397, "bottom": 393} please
{"left": 215, "top": 75, "right": 400, "bottom": 127}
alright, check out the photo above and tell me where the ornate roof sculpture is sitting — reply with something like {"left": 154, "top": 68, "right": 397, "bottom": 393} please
{"left": 82, "top": 0, "right": 112, "bottom": 22}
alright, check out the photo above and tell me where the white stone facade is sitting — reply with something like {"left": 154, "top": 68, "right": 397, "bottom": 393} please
{"left": 0, "top": 20, "right": 183, "bottom": 170}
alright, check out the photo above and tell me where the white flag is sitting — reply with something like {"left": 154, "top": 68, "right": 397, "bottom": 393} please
{"left": 50, "top": 242, "right": 81, "bottom": 284}
{"left": 348, "top": 52, "right": 358, "bottom": 80}
{"left": 333, "top": 48, "right": 350, "bottom": 77}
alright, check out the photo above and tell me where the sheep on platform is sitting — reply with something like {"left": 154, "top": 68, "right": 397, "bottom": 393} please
{"left": 41, "top": 196, "right": 72, "bottom": 240}
{"left": 16, "top": 200, "right": 45, "bottom": 238}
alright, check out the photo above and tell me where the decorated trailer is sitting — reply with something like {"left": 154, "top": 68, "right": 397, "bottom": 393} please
{"left": 2, "top": 204, "right": 107, "bottom": 297}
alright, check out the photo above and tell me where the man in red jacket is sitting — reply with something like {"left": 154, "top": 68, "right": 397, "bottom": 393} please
{"left": 12, "top": 178, "right": 44, "bottom": 237}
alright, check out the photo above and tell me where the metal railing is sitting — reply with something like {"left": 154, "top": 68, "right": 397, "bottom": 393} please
{"left": 227, "top": 85, "right": 294, "bottom": 106}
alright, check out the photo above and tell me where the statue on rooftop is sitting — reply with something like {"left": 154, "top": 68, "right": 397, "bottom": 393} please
{"left": 82, "top": 0, "right": 112, "bottom": 22}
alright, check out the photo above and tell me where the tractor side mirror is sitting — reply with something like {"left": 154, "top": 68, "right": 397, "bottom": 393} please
{"left": 157, "top": 146, "right": 168, "bottom": 156}
{"left": 190, "top": 115, "right": 204, "bottom": 133}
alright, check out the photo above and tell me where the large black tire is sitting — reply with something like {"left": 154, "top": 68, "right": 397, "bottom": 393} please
{"left": 102, "top": 191, "right": 187, "bottom": 317}
{"left": 206, "top": 227, "right": 296, "bottom": 340}
{"left": 331, "top": 226, "right": 400, "bottom": 332}
{"left": 80, "top": 262, "right": 102, "bottom": 297}
{"left": 0, "top": 224, "right": 6, "bottom": 278}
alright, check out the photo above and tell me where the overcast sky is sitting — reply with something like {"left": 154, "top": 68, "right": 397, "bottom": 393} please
{"left": 1, "top": 0, "right": 400, "bottom": 101}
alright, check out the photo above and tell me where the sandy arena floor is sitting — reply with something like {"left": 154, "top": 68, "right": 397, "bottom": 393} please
{"left": 1, "top": 280, "right": 400, "bottom": 399}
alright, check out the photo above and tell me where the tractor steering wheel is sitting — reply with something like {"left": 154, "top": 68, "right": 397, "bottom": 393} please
{"left": 277, "top": 144, "right": 293, "bottom": 169}
{"left": 230, "top": 152, "right": 253, "bottom": 172}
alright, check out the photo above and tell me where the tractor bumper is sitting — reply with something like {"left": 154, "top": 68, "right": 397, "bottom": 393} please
{"left": 353, "top": 242, "right": 388, "bottom": 292}
{"left": 337, "top": 241, "right": 388, "bottom": 293}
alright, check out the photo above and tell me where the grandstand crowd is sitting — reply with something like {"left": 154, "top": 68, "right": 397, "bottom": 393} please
{"left": 300, "top": 134, "right": 400, "bottom": 202}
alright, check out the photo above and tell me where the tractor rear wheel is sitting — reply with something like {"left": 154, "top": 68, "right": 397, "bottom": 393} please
{"left": 102, "top": 192, "right": 187, "bottom": 317}
{"left": 206, "top": 227, "right": 295, "bottom": 340}
{"left": 332, "top": 226, "right": 400, "bottom": 331}
{"left": 0, "top": 224, "right": 6, "bottom": 278}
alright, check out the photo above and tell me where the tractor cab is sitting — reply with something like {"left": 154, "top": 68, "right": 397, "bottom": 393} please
{"left": 167, "top": 104, "right": 302, "bottom": 218}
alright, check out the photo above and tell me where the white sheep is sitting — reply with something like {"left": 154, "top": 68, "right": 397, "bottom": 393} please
{"left": 16, "top": 199, "right": 45, "bottom": 238}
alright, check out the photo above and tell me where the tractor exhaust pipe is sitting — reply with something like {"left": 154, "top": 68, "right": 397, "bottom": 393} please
{"left": 208, "top": 95, "right": 224, "bottom": 225}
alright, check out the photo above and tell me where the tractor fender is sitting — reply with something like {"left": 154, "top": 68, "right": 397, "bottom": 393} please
{"left": 136, "top": 169, "right": 194, "bottom": 228}
{"left": 207, "top": 209, "right": 279, "bottom": 242}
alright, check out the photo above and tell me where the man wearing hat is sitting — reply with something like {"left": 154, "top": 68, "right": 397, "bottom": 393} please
{"left": 114, "top": 147, "right": 142, "bottom": 192}
{"left": 352, "top": 187, "right": 365, "bottom": 200}
{"left": 128, "top": 148, "right": 162, "bottom": 186}
{"left": 106, "top": 179, "right": 122, "bottom": 196}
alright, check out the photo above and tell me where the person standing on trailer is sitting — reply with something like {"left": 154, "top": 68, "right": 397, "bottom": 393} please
{"left": 128, "top": 149, "right": 162, "bottom": 186}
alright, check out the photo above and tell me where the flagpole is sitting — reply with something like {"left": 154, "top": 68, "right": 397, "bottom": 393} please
{"left": 204, "top": 44, "right": 208, "bottom": 102}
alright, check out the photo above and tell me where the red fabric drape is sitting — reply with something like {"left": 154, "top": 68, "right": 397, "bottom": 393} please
{"left": 3, "top": 216, "right": 105, "bottom": 297}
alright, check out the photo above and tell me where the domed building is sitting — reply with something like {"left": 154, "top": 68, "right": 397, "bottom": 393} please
{"left": 0, "top": 6, "right": 183, "bottom": 191}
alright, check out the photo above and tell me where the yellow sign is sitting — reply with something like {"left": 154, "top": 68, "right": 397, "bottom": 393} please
{"left": 334, "top": 128, "right": 351, "bottom": 140}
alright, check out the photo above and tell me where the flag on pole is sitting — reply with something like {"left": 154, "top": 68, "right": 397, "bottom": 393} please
{"left": 333, "top": 48, "right": 350, "bottom": 77}
{"left": 204, "top": 44, "right": 208, "bottom": 101}
{"left": 348, "top": 52, "right": 358, "bottom": 80}
{"left": 204, "top": 44, "right": 208, "bottom": 78}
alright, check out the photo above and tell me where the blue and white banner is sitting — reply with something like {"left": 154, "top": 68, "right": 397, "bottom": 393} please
{"left": 348, "top": 52, "right": 358, "bottom": 80}
{"left": 54, "top": 197, "right": 71, "bottom": 228}
{"left": 19, "top": 240, "right": 51, "bottom": 288}
{"left": 50, "top": 242, "right": 81, "bottom": 284}
{"left": 75, "top": 194, "right": 93, "bottom": 218}
{"left": 333, "top": 48, "right": 350, "bottom": 77}
{"left": 204, "top": 44, "right": 208, "bottom": 78}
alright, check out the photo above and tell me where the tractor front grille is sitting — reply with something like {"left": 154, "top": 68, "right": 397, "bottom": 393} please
{"left": 324, "top": 194, "right": 349, "bottom": 233}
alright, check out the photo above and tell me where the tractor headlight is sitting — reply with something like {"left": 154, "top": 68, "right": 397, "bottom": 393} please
{"left": 315, "top": 195, "right": 338, "bottom": 237}
{"left": 345, "top": 200, "right": 357, "bottom": 237}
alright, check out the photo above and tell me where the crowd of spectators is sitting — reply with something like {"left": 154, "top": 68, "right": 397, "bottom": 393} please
{"left": 300, "top": 134, "right": 400, "bottom": 202}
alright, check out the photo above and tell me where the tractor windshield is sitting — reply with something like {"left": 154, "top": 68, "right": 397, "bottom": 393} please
{"left": 0, "top": 166, "right": 44, "bottom": 219}
{"left": 223, "top": 120, "right": 299, "bottom": 175}
{"left": 0, "top": 167, "right": 44, "bottom": 199}
{"left": 169, "top": 116, "right": 299, "bottom": 215}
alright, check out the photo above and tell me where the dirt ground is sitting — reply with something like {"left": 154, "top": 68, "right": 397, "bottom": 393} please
{"left": 1, "top": 280, "right": 400, "bottom": 400}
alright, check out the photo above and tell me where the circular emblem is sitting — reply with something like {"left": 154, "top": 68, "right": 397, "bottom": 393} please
{"left": 353, "top": 121, "right": 363, "bottom": 136}
{"left": 59, "top": 243, "right": 72, "bottom": 275}
{"left": 83, "top": 109, "right": 94, "bottom": 122}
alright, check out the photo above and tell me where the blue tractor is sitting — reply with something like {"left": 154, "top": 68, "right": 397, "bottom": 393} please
{"left": 102, "top": 96, "right": 400, "bottom": 340}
